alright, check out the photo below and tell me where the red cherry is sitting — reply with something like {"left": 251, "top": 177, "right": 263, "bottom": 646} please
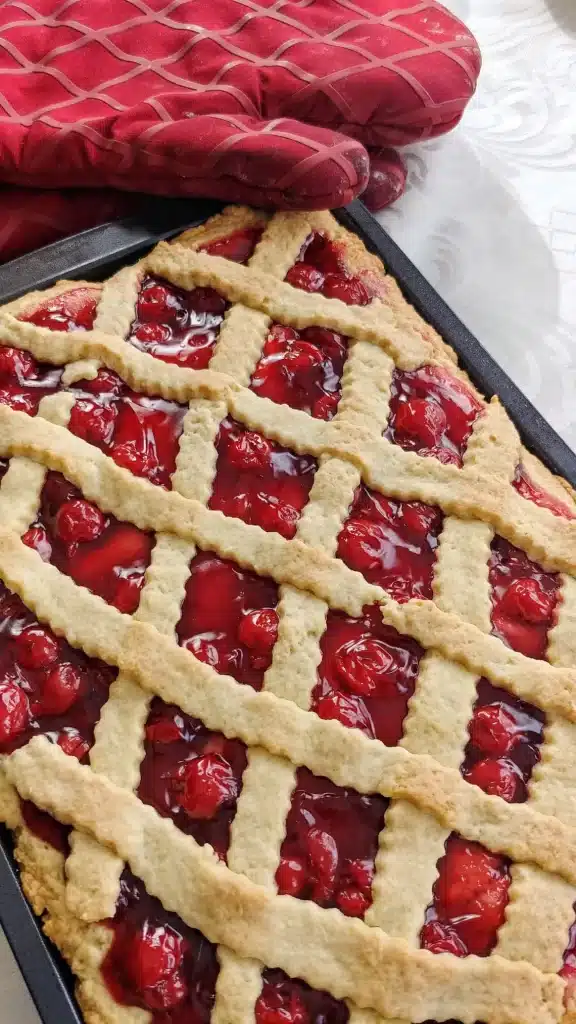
{"left": 401, "top": 501, "right": 442, "bottom": 538}
{"left": 137, "top": 283, "right": 179, "bottom": 322}
{"left": 0, "top": 680, "right": 29, "bottom": 744}
{"left": 226, "top": 431, "right": 272, "bottom": 473}
{"left": 109, "top": 440, "right": 149, "bottom": 478}
{"left": 334, "top": 638, "right": 398, "bottom": 697}
{"left": 0, "top": 346, "right": 35, "bottom": 379}
{"left": 265, "top": 325, "right": 299, "bottom": 351}
{"left": 21, "top": 524, "right": 52, "bottom": 561}
{"left": 276, "top": 855, "right": 307, "bottom": 897}
{"left": 491, "top": 613, "right": 546, "bottom": 659}
{"left": 134, "top": 322, "right": 171, "bottom": 345}
{"left": 188, "top": 287, "right": 227, "bottom": 315}
{"left": 256, "top": 983, "right": 309, "bottom": 1024}
{"left": 469, "top": 703, "right": 518, "bottom": 756}
{"left": 312, "top": 392, "right": 339, "bottom": 420}
{"left": 464, "top": 757, "right": 520, "bottom": 802}
{"left": 69, "top": 400, "right": 117, "bottom": 446}
{"left": 306, "top": 827, "right": 338, "bottom": 903}
{"left": 283, "top": 341, "right": 323, "bottom": 371}
{"left": 322, "top": 274, "right": 370, "bottom": 306}
{"left": 124, "top": 922, "right": 188, "bottom": 1009}
{"left": 435, "top": 838, "right": 509, "bottom": 954}
{"left": 80, "top": 369, "right": 123, "bottom": 396}
{"left": 254, "top": 495, "right": 300, "bottom": 538}
{"left": 420, "top": 918, "right": 467, "bottom": 957}
{"left": 238, "top": 608, "right": 279, "bottom": 654}
{"left": 336, "top": 886, "right": 370, "bottom": 917}
{"left": 175, "top": 753, "right": 239, "bottom": 819}
{"left": 55, "top": 499, "right": 105, "bottom": 545}
{"left": 285, "top": 264, "right": 324, "bottom": 293}
{"left": 40, "top": 663, "right": 83, "bottom": 715}
{"left": 146, "top": 718, "right": 183, "bottom": 744}
{"left": 394, "top": 398, "right": 447, "bottom": 447}
{"left": 314, "top": 691, "right": 374, "bottom": 737}
{"left": 15, "top": 626, "right": 59, "bottom": 669}
{"left": 337, "top": 519, "right": 384, "bottom": 575}
{"left": 498, "top": 578, "right": 555, "bottom": 624}
{"left": 57, "top": 730, "right": 90, "bottom": 760}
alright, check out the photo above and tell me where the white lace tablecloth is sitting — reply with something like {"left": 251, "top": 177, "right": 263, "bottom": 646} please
{"left": 1, "top": 1, "right": 575, "bottom": 1020}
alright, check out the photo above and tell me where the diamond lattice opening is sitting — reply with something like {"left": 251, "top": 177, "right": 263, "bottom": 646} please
{"left": 310, "top": 604, "right": 423, "bottom": 743}
{"left": 68, "top": 368, "right": 188, "bottom": 488}
{"left": 101, "top": 869, "right": 219, "bottom": 1021}
{"left": 138, "top": 698, "right": 247, "bottom": 861}
{"left": 489, "top": 536, "right": 561, "bottom": 659}
{"left": 209, "top": 417, "right": 317, "bottom": 539}
{"left": 276, "top": 767, "right": 388, "bottom": 918}
{"left": 337, "top": 483, "right": 443, "bottom": 600}
{"left": 23, "top": 471, "right": 155, "bottom": 614}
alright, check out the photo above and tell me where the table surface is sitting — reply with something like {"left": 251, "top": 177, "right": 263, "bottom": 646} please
{"left": 1, "top": 0, "right": 575, "bottom": 1020}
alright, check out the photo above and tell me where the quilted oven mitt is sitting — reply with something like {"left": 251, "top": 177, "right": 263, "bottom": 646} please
{"left": 0, "top": 0, "right": 480, "bottom": 260}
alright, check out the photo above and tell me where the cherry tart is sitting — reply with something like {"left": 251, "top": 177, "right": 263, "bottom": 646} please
{"left": 0, "top": 205, "right": 575, "bottom": 1024}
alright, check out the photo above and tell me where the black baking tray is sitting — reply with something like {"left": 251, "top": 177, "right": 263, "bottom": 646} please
{"left": 0, "top": 196, "right": 575, "bottom": 1024}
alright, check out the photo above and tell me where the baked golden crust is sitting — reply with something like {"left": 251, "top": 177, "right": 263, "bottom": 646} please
{"left": 0, "top": 205, "right": 575, "bottom": 1024}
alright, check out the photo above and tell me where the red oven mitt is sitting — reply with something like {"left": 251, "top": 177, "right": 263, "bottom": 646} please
{"left": 0, "top": 0, "right": 480, "bottom": 261}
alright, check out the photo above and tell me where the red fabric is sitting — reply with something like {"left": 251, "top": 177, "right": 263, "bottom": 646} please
{"left": 0, "top": 0, "right": 480, "bottom": 260}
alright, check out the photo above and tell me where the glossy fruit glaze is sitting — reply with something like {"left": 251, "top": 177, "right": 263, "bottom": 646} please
{"left": 69, "top": 368, "right": 187, "bottom": 488}
{"left": 489, "top": 536, "right": 561, "bottom": 660}
{"left": 256, "top": 968, "right": 349, "bottom": 1024}
{"left": 285, "top": 231, "right": 373, "bottom": 306}
{"left": 127, "top": 227, "right": 262, "bottom": 369}
{"left": 513, "top": 463, "right": 575, "bottom": 519}
{"left": 337, "top": 483, "right": 443, "bottom": 601}
{"left": 385, "top": 365, "right": 483, "bottom": 466}
{"left": 276, "top": 767, "right": 387, "bottom": 918}
{"left": 420, "top": 835, "right": 511, "bottom": 957}
{"left": 461, "top": 678, "right": 545, "bottom": 803}
{"left": 138, "top": 699, "right": 247, "bottom": 861}
{"left": 23, "top": 471, "right": 154, "bottom": 614}
{"left": 176, "top": 551, "right": 279, "bottom": 690}
{"left": 0, "top": 284, "right": 98, "bottom": 417}
{"left": 250, "top": 323, "right": 348, "bottom": 421}
{"left": 0, "top": 580, "right": 117, "bottom": 850}
{"left": 208, "top": 417, "right": 317, "bottom": 539}
{"left": 102, "top": 869, "right": 219, "bottom": 1021}
{"left": 310, "top": 605, "right": 423, "bottom": 744}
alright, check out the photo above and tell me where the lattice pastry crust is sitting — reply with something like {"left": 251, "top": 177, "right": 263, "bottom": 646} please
{"left": 0, "top": 205, "right": 576, "bottom": 1024}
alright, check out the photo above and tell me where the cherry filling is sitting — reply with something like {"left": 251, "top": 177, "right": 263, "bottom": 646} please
{"left": 19, "top": 286, "right": 99, "bottom": 333}
{"left": 513, "top": 463, "right": 576, "bottom": 519}
{"left": 101, "top": 869, "right": 219, "bottom": 1020}
{"left": 200, "top": 226, "right": 263, "bottom": 263}
{"left": 129, "top": 274, "right": 229, "bottom": 369}
{"left": 276, "top": 768, "right": 387, "bottom": 918}
{"left": 256, "top": 969, "right": 349, "bottom": 1024}
{"left": 461, "top": 679, "right": 545, "bottom": 803}
{"left": 337, "top": 483, "right": 443, "bottom": 602}
{"left": 0, "top": 580, "right": 117, "bottom": 850}
{"left": 209, "top": 418, "right": 317, "bottom": 539}
{"left": 68, "top": 368, "right": 187, "bottom": 488}
{"left": 420, "top": 835, "right": 511, "bottom": 957}
{"left": 250, "top": 324, "right": 347, "bottom": 421}
{"left": 176, "top": 552, "right": 279, "bottom": 689}
{"left": 489, "top": 536, "right": 561, "bottom": 660}
{"left": 310, "top": 605, "right": 422, "bottom": 743}
{"left": 385, "top": 366, "right": 483, "bottom": 466}
{"left": 285, "top": 232, "right": 373, "bottom": 306}
{"left": 138, "top": 699, "right": 247, "bottom": 861}
{"left": 23, "top": 472, "right": 154, "bottom": 614}
{"left": 0, "top": 344, "right": 62, "bottom": 416}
